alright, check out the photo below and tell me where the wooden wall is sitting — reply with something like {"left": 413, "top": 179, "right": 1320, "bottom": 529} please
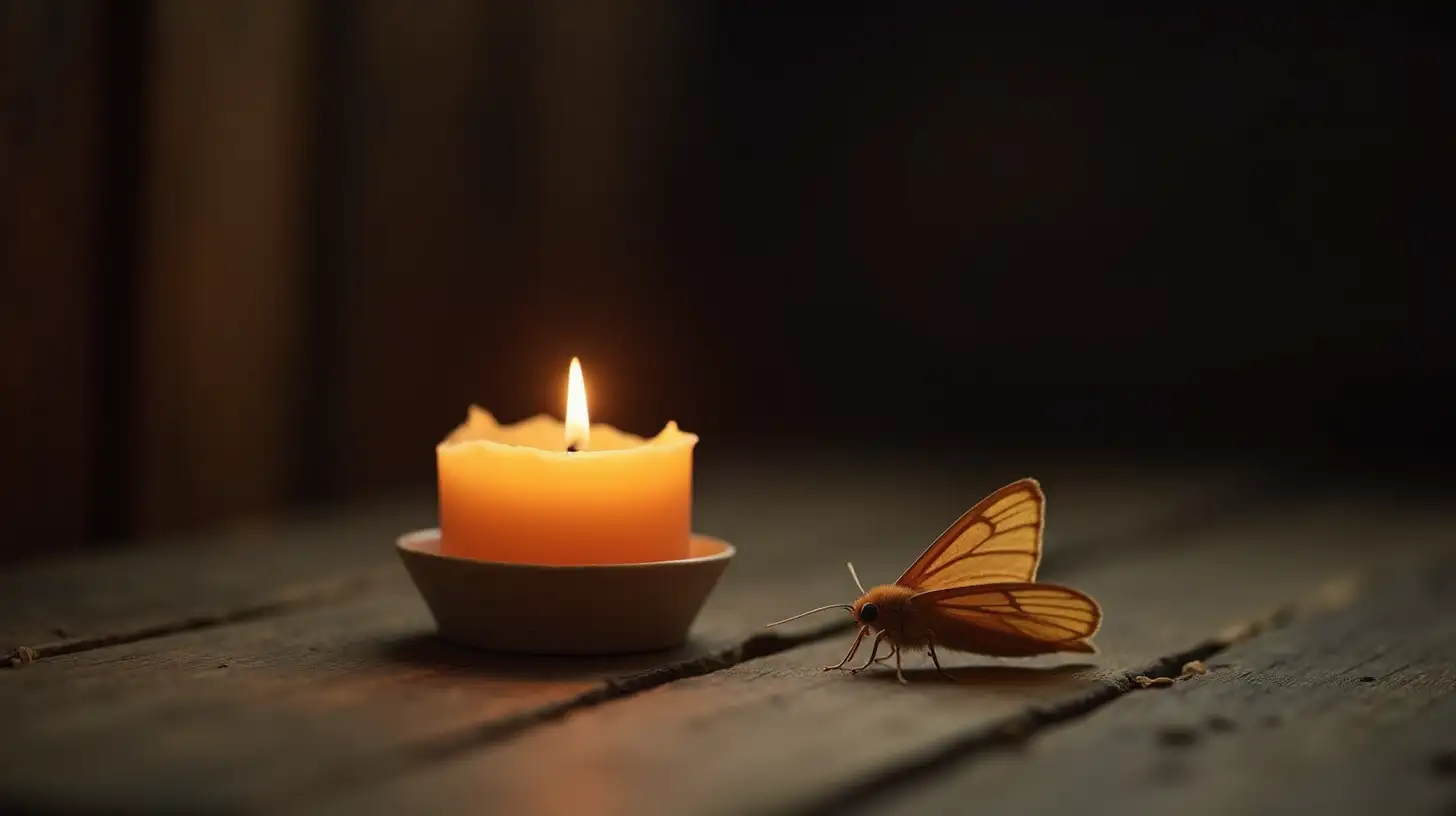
{"left": 0, "top": 0, "right": 691, "bottom": 557}
{"left": 1, "top": 1, "right": 108, "bottom": 557}
{"left": 313, "top": 0, "right": 683, "bottom": 500}
{"left": 132, "top": 1, "right": 314, "bottom": 534}
{"left": 0, "top": 4, "right": 1448, "bottom": 561}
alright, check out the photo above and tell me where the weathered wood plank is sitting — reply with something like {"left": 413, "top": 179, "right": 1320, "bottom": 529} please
{"left": 0, "top": 591, "right": 651, "bottom": 812}
{"left": 1, "top": 459, "right": 1219, "bottom": 660}
{"left": 871, "top": 556, "right": 1456, "bottom": 816}
{"left": 0, "top": 462, "right": 1225, "bottom": 812}
{"left": 1, "top": 494, "right": 432, "bottom": 658}
{"left": 299, "top": 494, "right": 1455, "bottom": 816}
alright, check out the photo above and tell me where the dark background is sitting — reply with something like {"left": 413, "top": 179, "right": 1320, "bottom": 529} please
{"left": 2, "top": 2, "right": 1450, "bottom": 561}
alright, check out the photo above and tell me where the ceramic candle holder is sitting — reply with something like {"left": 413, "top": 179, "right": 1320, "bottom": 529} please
{"left": 396, "top": 529, "right": 735, "bottom": 655}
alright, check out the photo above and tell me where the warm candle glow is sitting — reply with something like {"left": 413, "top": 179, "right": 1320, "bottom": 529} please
{"left": 565, "top": 357, "right": 590, "bottom": 451}
{"left": 436, "top": 386, "right": 698, "bottom": 564}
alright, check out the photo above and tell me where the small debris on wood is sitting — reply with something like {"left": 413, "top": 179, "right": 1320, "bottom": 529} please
{"left": 217, "top": 663, "right": 229, "bottom": 669}
{"left": 1217, "top": 619, "right": 1264, "bottom": 644}
{"left": 1134, "top": 675, "right": 1175, "bottom": 688}
{"left": 1309, "top": 575, "right": 1361, "bottom": 611}
{"left": 7, "top": 646, "right": 39, "bottom": 668}
{"left": 1359, "top": 675, "right": 1377, "bottom": 683}
{"left": 1205, "top": 714, "right": 1238, "bottom": 732}
{"left": 1157, "top": 725, "right": 1199, "bottom": 748}
{"left": 1180, "top": 660, "right": 1208, "bottom": 677}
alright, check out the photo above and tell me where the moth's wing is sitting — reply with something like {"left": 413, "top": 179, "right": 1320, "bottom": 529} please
{"left": 895, "top": 478, "right": 1044, "bottom": 591}
{"left": 913, "top": 582, "right": 1101, "bottom": 655}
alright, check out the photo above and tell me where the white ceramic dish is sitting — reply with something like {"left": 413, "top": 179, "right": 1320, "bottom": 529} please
{"left": 396, "top": 529, "right": 735, "bottom": 655}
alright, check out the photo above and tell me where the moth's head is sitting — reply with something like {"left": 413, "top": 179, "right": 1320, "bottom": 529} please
{"left": 852, "top": 584, "right": 913, "bottom": 630}
{"left": 762, "top": 563, "right": 903, "bottom": 632}
{"left": 851, "top": 596, "right": 879, "bottom": 625}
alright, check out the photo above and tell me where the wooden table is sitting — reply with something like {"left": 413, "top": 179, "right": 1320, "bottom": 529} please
{"left": 4, "top": 454, "right": 1454, "bottom": 815}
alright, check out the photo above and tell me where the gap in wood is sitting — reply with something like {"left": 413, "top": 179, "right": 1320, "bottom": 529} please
{"left": 282, "top": 570, "right": 1344, "bottom": 812}
{"left": 3, "top": 568, "right": 394, "bottom": 667}
{"left": 791, "top": 576, "right": 1364, "bottom": 815}
{"left": 277, "top": 617, "right": 852, "bottom": 809}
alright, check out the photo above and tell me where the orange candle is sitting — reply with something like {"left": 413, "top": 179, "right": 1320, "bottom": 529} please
{"left": 437, "top": 358, "right": 697, "bottom": 565}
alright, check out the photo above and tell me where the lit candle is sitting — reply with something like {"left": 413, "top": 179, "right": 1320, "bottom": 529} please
{"left": 436, "top": 358, "right": 698, "bottom": 565}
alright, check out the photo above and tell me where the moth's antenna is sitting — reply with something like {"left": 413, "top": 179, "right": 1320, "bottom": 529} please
{"left": 846, "top": 562, "right": 866, "bottom": 594}
{"left": 766, "top": 604, "right": 854, "bottom": 628}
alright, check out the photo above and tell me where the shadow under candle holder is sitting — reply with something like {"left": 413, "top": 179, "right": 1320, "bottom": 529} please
{"left": 396, "top": 529, "right": 735, "bottom": 655}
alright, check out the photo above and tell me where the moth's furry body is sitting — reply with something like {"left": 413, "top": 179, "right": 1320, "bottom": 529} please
{"left": 850, "top": 584, "right": 1094, "bottom": 660}
{"left": 767, "top": 478, "right": 1103, "bottom": 684}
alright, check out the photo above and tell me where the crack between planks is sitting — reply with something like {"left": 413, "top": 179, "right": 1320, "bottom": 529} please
{"left": 281, "top": 617, "right": 856, "bottom": 809}
{"left": 415, "top": 619, "right": 855, "bottom": 761}
{"left": 2, "top": 568, "right": 397, "bottom": 668}
{"left": 274, "top": 479, "right": 1310, "bottom": 809}
{"left": 5, "top": 476, "right": 1318, "bottom": 809}
{"left": 788, "top": 574, "right": 1368, "bottom": 816}
{"left": 2, "top": 476, "right": 1286, "bottom": 671}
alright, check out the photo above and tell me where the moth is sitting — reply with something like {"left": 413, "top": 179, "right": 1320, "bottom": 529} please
{"left": 767, "top": 477, "right": 1101, "bottom": 683}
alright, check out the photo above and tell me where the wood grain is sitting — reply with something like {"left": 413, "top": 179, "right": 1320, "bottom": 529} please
{"left": 0, "top": 462, "right": 1225, "bottom": 812}
{"left": 871, "top": 557, "right": 1456, "bottom": 816}
{"left": 300, "top": 495, "right": 1455, "bottom": 816}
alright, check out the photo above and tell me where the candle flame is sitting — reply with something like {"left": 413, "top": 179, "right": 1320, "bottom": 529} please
{"left": 565, "top": 357, "right": 589, "bottom": 450}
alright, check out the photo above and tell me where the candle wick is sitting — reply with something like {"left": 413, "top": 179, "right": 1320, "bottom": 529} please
{"left": 566, "top": 443, "right": 579, "bottom": 453}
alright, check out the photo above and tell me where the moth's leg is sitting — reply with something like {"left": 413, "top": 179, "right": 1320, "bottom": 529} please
{"left": 822, "top": 625, "right": 868, "bottom": 672}
{"left": 894, "top": 643, "right": 908, "bottom": 685}
{"left": 849, "top": 631, "right": 889, "bottom": 674}
{"left": 880, "top": 644, "right": 900, "bottom": 670}
{"left": 927, "top": 630, "right": 959, "bottom": 682}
